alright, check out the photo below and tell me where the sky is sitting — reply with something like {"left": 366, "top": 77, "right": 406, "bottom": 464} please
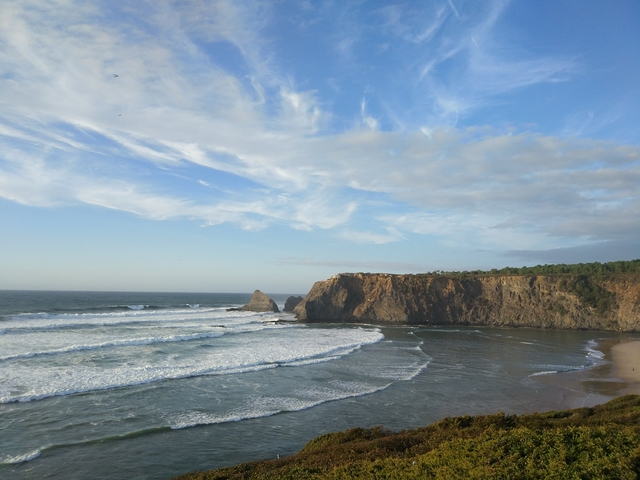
{"left": 1, "top": 0, "right": 639, "bottom": 293}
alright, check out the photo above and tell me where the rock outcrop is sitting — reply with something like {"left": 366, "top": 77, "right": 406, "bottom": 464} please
{"left": 284, "top": 296, "right": 304, "bottom": 312}
{"left": 293, "top": 273, "right": 640, "bottom": 332}
{"left": 239, "top": 290, "right": 280, "bottom": 313}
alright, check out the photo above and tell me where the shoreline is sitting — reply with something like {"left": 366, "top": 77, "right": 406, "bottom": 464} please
{"left": 4, "top": 324, "right": 640, "bottom": 480}
{"left": 611, "top": 340, "right": 640, "bottom": 393}
{"left": 526, "top": 336, "right": 640, "bottom": 410}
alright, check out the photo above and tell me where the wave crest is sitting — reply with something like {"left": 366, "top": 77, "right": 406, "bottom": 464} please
{"left": 2, "top": 449, "right": 41, "bottom": 465}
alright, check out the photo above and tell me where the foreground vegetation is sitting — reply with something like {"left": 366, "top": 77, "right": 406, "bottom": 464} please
{"left": 174, "top": 395, "right": 640, "bottom": 479}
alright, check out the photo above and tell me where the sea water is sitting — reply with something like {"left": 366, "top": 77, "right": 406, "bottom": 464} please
{"left": 0, "top": 291, "right": 637, "bottom": 479}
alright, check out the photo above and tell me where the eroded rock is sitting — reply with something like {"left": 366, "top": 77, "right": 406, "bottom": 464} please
{"left": 239, "top": 290, "right": 279, "bottom": 313}
{"left": 284, "top": 296, "right": 304, "bottom": 312}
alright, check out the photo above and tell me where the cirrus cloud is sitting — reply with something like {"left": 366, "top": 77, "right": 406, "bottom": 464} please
{"left": 1, "top": 0, "right": 639, "bottom": 270}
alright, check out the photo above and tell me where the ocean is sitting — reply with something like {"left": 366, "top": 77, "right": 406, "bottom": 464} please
{"left": 0, "top": 290, "right": 637, "bottom": 479}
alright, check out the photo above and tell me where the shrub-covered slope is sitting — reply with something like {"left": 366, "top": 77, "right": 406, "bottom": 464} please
{"left": 173, "top": 395, "right": 640, "bottom": 479}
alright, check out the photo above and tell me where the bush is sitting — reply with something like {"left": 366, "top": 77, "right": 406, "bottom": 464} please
{"left": 426, "top": 259, "right": 640, "bottom": 277}
{"left": 560, "top": 276, "right": 615, "bottom": 315}
{"left": 173, "top": 396, "right": 640, "bottom": 480}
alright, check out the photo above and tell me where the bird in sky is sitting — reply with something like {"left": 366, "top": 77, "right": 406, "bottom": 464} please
{"left": 113, "top": 74, "right": 118, "bottom": 77}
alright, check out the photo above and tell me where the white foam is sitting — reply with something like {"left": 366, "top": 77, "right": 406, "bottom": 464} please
{"left": 0, "top": 331, "right": 226, "bottom": 362}
{"left": 530, "top": 363, "right": 584, "bottom": 374}
{"left": 525, "top": 340, "right": 608, "bottom": 377}
{"left": 336, "top": 338, "right": 431, "bottom": 383}
{"left": 2, "top": 307, "right": 266, "bottom": 332}
{"left": 168, "top": 381, "right": 391, "bottom": 430}
{"left": 0, "top": 326, "right": 385, "bottom": 403}
{"left": 2, "top": 449, "right": 41, "bottom": 464}
{"left": 585, "top": 340, "right": 605, "bottom": 362}
{"left": 375, "top": 361, "right": 429, "bottom": 381}
{"left": 0, "top": 311, "right": 288, "bottom": 361}
{"left": 283, "top": 355, "right": 343, "bottom": 367}
{"left": 528, "top": 370, "right": 558, "bottom": 377}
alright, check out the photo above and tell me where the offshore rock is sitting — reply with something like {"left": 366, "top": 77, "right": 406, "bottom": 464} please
{"left": 284, "top": 296, "right": 304, "bottom": 312}
{"left": 239, "top": 290, "right": 280, "bottom": 313}
{"left": 293, "top": 273, "right": 640, "bottom": 332}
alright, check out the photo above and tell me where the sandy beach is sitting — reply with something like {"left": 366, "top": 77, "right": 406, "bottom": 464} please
{"left": 524, "top": 336, "right": 640, "bottom": 410}
{"left": 612, "top": 341, "right": 640, "bottom": 392}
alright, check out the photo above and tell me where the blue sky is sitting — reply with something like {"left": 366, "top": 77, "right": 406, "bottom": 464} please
{"left": 1, "top": 0, "right": 639, "bottom": 293}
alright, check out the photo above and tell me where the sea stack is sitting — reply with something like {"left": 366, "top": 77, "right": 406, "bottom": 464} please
{"left": 239, "top": 290, "right": 280, "bottom": 313}
{"left": 283, "top": 295, "right": 304, "bottom": 312}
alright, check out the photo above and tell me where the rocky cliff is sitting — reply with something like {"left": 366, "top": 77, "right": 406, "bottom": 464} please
{"left": 293, "top": 273, "right": 640, "bottom": 331}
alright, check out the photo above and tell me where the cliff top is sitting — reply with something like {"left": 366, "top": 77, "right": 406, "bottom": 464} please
{"left": 333, "top": 259, "right": 640, "bottom": 279}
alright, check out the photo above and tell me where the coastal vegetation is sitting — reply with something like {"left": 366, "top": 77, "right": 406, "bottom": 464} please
{"left": 174, "top": 395, "right": 640, "bottom": 479}
{"left": 424, "top": 259, "right": 640, "bottom": 277}
{"left": 421, "top": 260, "right": 639, "bottom": 317}
{"left": 559, "top": 275, "right": 616, "bottom": 316}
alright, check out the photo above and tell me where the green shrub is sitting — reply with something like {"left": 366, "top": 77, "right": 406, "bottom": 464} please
{"left": 173, "top": 396, "right": 640, "bottom": 480}
{"left": 559, "top": 276, "right": 615, "bottom": 315}
{"left": 426, "top": 259, "right": 640, "bottom": 277}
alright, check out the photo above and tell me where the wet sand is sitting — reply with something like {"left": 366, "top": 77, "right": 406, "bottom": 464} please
{"left": 611, "top": 340, "right": 640, "bottom": 392}
{"left": 528, "top": 337, "right": 640, "bottom": 411}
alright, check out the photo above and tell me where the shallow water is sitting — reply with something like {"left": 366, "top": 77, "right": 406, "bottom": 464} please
{"left": 0, "top": 291, "right": 637, "bottom": 479}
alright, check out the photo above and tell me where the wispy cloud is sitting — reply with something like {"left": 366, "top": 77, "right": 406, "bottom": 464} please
{"left": 338, "top": 228, "right": 404, "bottom": 245}
{"left": 360, "top": 98, "right": 379, "bottom": 130}
{"left": 447, "top": 0, "right": 460, "bottom": 19}
{"left": 398, "top": 1, "right": 578, "bottom": 126}
{"left": 0, "top": 0, "right": 638, "bottom": 259}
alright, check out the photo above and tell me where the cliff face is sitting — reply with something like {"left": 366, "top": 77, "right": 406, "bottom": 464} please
{"left": 293, "top": 273, "right": 640, "bottom": 331}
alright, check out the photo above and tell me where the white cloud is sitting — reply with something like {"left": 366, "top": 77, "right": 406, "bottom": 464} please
{"left": 376, "top": 4, "right": 448, "bottom": 44}
{"left": 0, "top": 0, "right": 639, "bottom": 260}
{"left": 360, "top": 98, "right": 378, "bottom": 130}
{"left": 338, "top": 228, "right": 404, "bottom": 245}
{"left": 279, "top": 88, "right": 323, "bottom": 133}
{"left": 402, "top": 0, "right": 578, "bottom": 126}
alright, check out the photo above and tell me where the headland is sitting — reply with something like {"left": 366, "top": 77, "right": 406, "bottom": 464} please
{"left": 294, "top": 260, "right": 640, "bottom": 331}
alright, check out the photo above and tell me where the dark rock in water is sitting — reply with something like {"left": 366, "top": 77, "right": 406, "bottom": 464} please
{"left": 283, "top": 295, "right": 304, "bottom": 312}
{"left": 238, "top": 290, "right": 280, "bottom": 313}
